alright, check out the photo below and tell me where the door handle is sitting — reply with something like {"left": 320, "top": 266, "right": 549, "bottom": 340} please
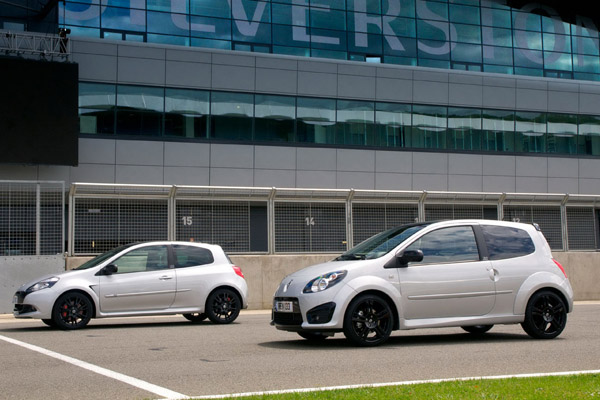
{"left": 159, "top": 275, "right": 173, "bottom": 280}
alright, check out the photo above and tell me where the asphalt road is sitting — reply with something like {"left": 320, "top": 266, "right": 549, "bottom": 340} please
{"left": 1, "top": 303, "right": 599, "bottom": 400}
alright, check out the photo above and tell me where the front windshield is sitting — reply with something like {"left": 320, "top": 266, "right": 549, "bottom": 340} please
{"left": 74, "top": 244, "right": 135, "bottom": 270}
{"left": 335, "top": 223, "right": 429, "bottom": 261}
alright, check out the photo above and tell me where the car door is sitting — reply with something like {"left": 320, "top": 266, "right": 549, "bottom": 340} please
{"left": 98, "top": 245, "right": 176, "bottom": 313}
{"left": 397, "top": 225, "right": 496, "bottom": 320}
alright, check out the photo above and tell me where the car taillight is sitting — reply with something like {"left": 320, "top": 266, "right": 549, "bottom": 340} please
{"left": 232, "top": 265, "right": 245, "bottom": 279}
{"left": 553, "top": 259, "right": 567, "bottom": 278}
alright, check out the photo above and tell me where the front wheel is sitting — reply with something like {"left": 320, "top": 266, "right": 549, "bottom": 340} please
{"left": 206, "top": 288, "right": 241, "bottom": 324}
{"left": 461, "top": 325, "right": 493, "bottom": 334}
{"left": 343, "top": 294, "right": 394, "bottom": 347}
{"left": 521, "top": 290, "right": 567, "bottom": 339}
{"left": 52, "top": 292, "right": 93, "bottom": 330}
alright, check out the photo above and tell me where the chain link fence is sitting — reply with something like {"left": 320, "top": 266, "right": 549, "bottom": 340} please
{"left": 0, "top": 181, "right": 65, "bottom": 256}
{"left": 66, "top": 184, "right": 599, "bottom": 255}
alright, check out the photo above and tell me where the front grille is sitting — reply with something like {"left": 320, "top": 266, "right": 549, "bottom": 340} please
{"left": 272, "top": 297, "right": 303, "bottom": 326}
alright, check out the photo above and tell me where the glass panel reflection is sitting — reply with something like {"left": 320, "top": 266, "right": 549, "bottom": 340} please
{"left": 210, "top": 92, "right": 254, "bottom": 140}
{"left": 254, "top": 94, "right": 296, "bottom": 142}
{"left": 297, "top": 97, "right": 336, "bottom": 144}
{"left": 165, "top": 88, "right": 209, "bottom": 138}
{"left": 336, "top": 100, "right": 375, "bottom": 145}
{"left": 411, "top": 105, "right": 447, "bottom": 149}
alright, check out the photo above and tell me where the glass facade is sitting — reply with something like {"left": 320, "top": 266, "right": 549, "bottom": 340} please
{"left": 79, "top": 82, "right": 600, "bottom": 156}
{"left": 60, "top": 0, "right": 600, "bottom": 81}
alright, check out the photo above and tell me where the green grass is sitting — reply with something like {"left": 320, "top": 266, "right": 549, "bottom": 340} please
{"left": 214, "top": 374, "right": 600, "bottom": 400}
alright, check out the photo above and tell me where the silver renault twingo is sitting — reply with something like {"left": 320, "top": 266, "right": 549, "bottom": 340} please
{"left": 272, "top": 220, "right": 573, "bottom": 346}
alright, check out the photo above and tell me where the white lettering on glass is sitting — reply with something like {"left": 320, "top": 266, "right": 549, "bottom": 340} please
{"left": 416, "top": 0, "right": 456, "bottom": 55}
{"left": 171, "top": 0, "right": 216, "bottom": 33}
{"left": 229, "top": 0, "right": 267, "bottom": 37}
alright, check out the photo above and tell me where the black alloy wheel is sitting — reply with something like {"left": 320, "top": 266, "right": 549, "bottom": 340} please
{"left": 183, "top": 313, "right": 207, "bottom": 323}
{"left": 343, "top": 294, "right": 394, "bottom": 347}
{"left": 521, "top": 290, "right": 567, "bottom": 339}
{"left": 461, "top": 325, "right": 493, "bottom": 334}
{"left": 52, "top": 292, "right": 93, "bottom": 330}
{"left": 206, "top": 288, "right": 241, "bottom": 324}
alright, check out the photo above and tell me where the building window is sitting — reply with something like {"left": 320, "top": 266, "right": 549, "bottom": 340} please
{"left": 210, "top": 91, "right": 254, "bottom": 140}
{"left": 254, "top": 94, "right": 296, "bottom": 142}
{"left": 164, "top": 88, "right": 209, "bottom": 138}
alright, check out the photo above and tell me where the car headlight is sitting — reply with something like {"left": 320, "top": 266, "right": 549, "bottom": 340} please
{"left": 26, "top": 277, "right": 59, "bottom": 294}
{"left": 303, "top": 271, "right": 347, "bottom": 293}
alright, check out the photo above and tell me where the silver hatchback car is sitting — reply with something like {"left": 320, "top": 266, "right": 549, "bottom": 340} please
{"left": 13, "top": 241, "right": 248, "bottom": 329}
{"left": 272, "top": 220, "right": 573, "bottom": 346}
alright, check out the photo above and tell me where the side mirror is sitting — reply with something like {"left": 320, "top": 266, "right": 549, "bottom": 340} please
{"left": 385, "top": 249, "right": 424, "bottom": 268}
{"left": 101, "top": 264, "right": 118, "bottom": 275}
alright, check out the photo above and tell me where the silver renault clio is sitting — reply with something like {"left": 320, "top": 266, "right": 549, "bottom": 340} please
{"left": 13, "top": 241, "right": 248, "bottom": 329}
{"left": 272, "top": 220, "right": 573, "bottom": 346}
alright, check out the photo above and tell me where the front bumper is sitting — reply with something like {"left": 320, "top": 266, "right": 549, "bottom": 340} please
{"left": 12, "top": 290, "right": 56, "bottom": 319}
{"left": 271, "top": 282, "right": 357, "bottom": 332}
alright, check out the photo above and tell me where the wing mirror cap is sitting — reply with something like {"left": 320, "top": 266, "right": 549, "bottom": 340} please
{"left": 384, "top": 249, "right": 424, "bottom": 268}
{"left": 99, "top": 264, "right": 118, "bottom": 275}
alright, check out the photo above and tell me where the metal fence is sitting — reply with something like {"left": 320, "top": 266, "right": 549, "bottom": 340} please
{"left": 68, "top": 183, "right": 600, "bottom": 255}
{"left": 0, "top": 181, "right": 65, "bottom": 256}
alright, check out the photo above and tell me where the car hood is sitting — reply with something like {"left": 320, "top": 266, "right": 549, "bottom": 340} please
{"left": 283, "top": 258, "right": 382, "bottom": 280}
{"left": 16, "top": 268, "right": 94, "bottom": 292}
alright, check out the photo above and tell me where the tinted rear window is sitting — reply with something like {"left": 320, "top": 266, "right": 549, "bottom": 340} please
{"left": 481, "top": 225, "right": 535, "bottom": 260}
{"left": 173, "top": 245, "right": 214, "bottom": 268}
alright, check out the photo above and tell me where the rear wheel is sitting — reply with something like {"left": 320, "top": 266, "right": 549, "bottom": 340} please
{"left": 521, "top": 290, "right": 567, "bottom": 339}
{"left": 343, "top": 294, "right": 394, "bottom": 347}
{"left": 461, "top": 325, "right": 493, "bottom": 334}
{"left": 52, "top": 292, "right": 92, "bottom": 330}
{"left": 206, "top": 288, "right": 241, "bottom": 324}
{"left": 183, "top": 313, "right": 207, "bottom": 323}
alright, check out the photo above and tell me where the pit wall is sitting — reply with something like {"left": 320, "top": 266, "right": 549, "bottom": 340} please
{"left": 62, "top": 252, "right": 599, "bottom": 310}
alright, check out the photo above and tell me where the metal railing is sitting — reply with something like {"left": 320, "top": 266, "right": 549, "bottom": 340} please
{"left": 0, "top": 181, "right": 65, "bottom": 256}
{"left": 0, "top": 30, "right": 71, "bottom": 59}
{"left": 68, "top": 183, "right": 600, "bottom": 255}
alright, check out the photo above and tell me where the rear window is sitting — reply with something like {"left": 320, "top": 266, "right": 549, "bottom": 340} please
{"left": 173, "top": 245, "right": 214, "bottom": 268}
{"left": 481, "top": 225, "right": 535, "bottom": 260}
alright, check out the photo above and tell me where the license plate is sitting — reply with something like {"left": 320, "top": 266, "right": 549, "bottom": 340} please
{"left": 275, "top": 301, "right": 294, "bottom": 313}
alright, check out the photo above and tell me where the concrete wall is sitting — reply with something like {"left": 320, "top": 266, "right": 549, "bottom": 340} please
{"left": 59, "top": 252, "right": 600, "bottom": 312}
{"left": 0, "top": 256, "right": 66, "bottom": 314}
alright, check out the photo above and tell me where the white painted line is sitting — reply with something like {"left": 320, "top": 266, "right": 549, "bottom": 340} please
{"left": 0, "top": 334, "right": 189, "bottom": 400}
{"left": 190, "top": 369, "right": 600, "bottom": 400}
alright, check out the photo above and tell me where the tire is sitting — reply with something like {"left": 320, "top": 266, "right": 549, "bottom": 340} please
{"left": 461, "top": 325, "right": 493, "bottom": 334}
{"left": 521, "top": 290, "right": 567, "bottom": 339}
{"left": 206, "top": 288, "right": 241, "bottom": 324}
{"left": 42, "top": 319, "right": 57, "bottom": 328}
{"left": 343, "top": 294, "right": 394, "bottom": 347}
{"left": 52, "top": 292, "right": 93, "bottom": 330}
{"left": 183, "top": 313, "right": 207, "bottom": 323}
{"left": 298, "top": 332, "right": 329, "bottom": 341}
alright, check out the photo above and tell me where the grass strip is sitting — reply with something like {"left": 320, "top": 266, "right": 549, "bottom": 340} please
{"left": 210, "top": 374, "right": 600, "bottom": 400}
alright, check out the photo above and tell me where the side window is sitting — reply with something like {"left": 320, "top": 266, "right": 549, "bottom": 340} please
{"left": 405, "top": 226, "right": 480, "bottom": 264}
{"left": 112, "top": 245, "right": 169, "bottom": 274}
{"left": 481, "top": 225, "right": 535, "bottom": 260}
{"left": 173, "top": 245, "right": 214, "bottom": 268}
